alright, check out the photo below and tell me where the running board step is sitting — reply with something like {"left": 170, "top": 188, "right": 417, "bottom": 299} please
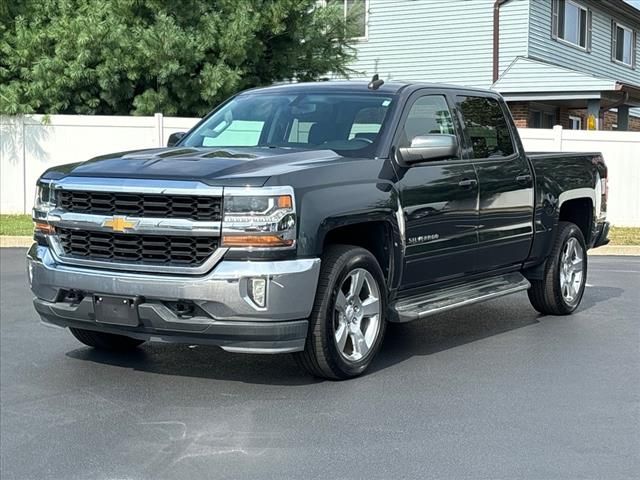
{"left": 391, "top": 272, "right": 530, "bottom": 323}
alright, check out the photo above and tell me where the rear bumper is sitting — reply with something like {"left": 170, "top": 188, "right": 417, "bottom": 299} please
{"left": 27, "top": 244, "right": 319, "bottom": 353}
{"left": 592, "top": 221, "right": 611, "bottom": 248}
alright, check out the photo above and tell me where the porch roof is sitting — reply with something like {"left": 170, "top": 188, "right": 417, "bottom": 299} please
{"left": 493, "top": 57, "right": 640, "bottom": 108}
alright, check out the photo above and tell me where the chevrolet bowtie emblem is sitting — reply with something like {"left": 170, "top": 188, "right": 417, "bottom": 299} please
{"left": 103, "top": 216, "right": 138, "bottom": 232}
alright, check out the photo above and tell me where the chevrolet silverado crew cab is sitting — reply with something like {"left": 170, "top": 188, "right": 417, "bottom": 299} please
{"left": 28, "top": 80, "right": 610, "bottom": 379}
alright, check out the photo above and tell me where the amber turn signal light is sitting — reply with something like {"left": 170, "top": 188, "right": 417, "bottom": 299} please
{"left": 222, "top": 234, "right": 294, "bottom": 248}
{"left": 34, "top": 221, "right": 55, "bottom": 235}
{"left": 277, "top": 195, "right": 293, "bottom": 209}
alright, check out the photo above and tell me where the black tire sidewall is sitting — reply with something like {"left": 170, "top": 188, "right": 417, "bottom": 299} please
{"left": 320, "top": 248, "right": 387, "bottom": 378}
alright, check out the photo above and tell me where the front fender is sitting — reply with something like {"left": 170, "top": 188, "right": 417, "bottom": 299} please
{"left": 266, "top": 157, "right": 404, "bottom": 290}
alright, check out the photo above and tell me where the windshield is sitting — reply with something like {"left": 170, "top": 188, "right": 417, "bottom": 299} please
{"left": 181, "top": 91, "right": 395, "bottom": 157}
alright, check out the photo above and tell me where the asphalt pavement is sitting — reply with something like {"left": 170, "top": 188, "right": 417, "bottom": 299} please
{"left": 1, "top": 247, "right": 638, "bottom": 479}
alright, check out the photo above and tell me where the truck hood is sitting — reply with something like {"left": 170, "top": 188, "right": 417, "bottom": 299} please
{"left": 42, "top": 147, "right": 346, "bottom": 187}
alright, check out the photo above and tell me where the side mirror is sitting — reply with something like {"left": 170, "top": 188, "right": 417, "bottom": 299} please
{"left": 398, "top": 134, "right": 458, "bottom": 165}
{"left": 167, "top": 132, "right": 186, "bottom": 147}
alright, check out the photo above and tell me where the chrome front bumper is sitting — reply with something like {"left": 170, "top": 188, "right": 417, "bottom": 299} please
{"left": 27, "top": 244, "right": 320, "bottom": 353}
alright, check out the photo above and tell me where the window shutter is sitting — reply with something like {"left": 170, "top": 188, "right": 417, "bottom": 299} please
{"left": 612, "top": 20, "right": 617, "bottom": 61}
{"left": 551, "top": 0, "right": 559, "bottom": 39}
{"left": 586, "top": 9, "right": 592, "bottom": 52}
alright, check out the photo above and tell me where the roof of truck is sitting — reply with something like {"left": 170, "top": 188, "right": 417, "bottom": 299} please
{"left": 242, "top": 80, "right": 498, "bottom": 97}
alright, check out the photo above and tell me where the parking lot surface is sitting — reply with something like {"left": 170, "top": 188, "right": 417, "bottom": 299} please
{"left": 1, "top": 248, "right": 638, "bottom": 479}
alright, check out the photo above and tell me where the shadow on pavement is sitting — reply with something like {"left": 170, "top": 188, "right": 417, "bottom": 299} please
{"left": 578, "top": 285, "right": 624, "bottom": 312}
{"left": 65, "top": 295, "right": 549, "bottom": 384}
{"left": 64, "top": 286, "right": 623, "bottom": 384}
{"left": 371, "top": 298, "right": 541, "bottom": 374}
{"left": 66, "top": 343, "right": 321, "bottom": 386}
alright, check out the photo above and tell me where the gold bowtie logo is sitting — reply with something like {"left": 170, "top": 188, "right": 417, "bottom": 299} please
{"left": 103, "top": 216, "right": 138, "bottom": 232}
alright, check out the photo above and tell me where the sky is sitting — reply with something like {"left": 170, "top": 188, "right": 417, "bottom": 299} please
{"left": 624, "top": 0, "right": 640, "bottom": 8}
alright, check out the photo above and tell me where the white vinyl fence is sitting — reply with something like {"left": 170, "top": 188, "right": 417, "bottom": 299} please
{"left": 0, "top": 114, "right": 199, "bottom": 215}
{"left": 1, "top": 116, "right": 639, "bottom": 225}
{"left": 518, "top": 126, "right": 640, "bottom": 227}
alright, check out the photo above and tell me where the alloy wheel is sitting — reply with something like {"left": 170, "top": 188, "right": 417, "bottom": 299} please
{"left": 559, "top": 237, "right": 584, "bottom": 304}
{"left": 333, "top": 268, "right": 382, "bottom": 362}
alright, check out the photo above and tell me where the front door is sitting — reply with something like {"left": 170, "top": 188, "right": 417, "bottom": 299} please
{"left": 395, "top": 93, "right": 479, "bottom": 290}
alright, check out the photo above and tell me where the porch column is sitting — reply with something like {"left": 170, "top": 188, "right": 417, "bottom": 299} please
{"left": 617, "top": 105, "right": 630, "bottom": 131}
{"left": 587, "top": 99, "right": 600, "bottom": 130}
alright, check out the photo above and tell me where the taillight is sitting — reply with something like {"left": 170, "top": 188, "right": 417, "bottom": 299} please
{"left": 595, "top": 173, "right": 607, "bottom": 220}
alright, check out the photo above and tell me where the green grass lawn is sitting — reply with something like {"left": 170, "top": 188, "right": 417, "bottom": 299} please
{"left": 609, "top": 226, "right": 640, "bottom": 246}
{"left": 0, "top": 215, "right": 33, "bottom": 236}
{"left": 1, "top": 214, "right": 639, "bottom": 245}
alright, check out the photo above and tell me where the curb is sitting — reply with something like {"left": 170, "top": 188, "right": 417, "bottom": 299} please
{"left": 1, "top": 236, "right": 639, "bottom": 255}
{"left": 0, "top": 236, "right": 33, "bottom": 248}
{"left": 588, "top": 245, "right": 640, "bottom": 256}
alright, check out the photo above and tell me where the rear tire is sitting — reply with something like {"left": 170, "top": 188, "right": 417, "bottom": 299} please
{"left": 69, "top": 328, "right": 145, "bottom": 351}
{"left": 528, "top": 221, "right": 587, "bottom": 315}
{"left": 294, "top": 245, "right": 387, "bottom": 380}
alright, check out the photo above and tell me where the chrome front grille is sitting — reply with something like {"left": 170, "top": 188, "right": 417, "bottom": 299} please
{"left": 44, "top": 178, "right": 225, "bottom": 274}
{"left": 58, "top": 190, "right": 222, "bottom": 221}
{"left": 56, "top": 228, "right": 219, "bottom": 266}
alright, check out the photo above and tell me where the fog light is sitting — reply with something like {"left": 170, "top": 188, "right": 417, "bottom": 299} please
{"left": 247, "top": 277, "right": 267, "bottom": 308}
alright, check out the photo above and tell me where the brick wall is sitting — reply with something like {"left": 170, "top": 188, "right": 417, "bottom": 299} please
{"left": 603, "top": 111, "right": 640, "bottom": 131}
{"left": 501, "top": 102, "right": 638, "bottom": 130}
{"left": 559, "top": 107, "right": 570, "bottom": 129}
{"left": 603, "top": 111, "right": 617, "bottom": 130}
{"left": 508, "top": 102, "right": 529, "bottom": 128}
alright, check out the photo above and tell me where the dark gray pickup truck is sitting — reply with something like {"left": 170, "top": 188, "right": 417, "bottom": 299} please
{"left": 28, "top": 80, "right": 610, "bottom": 379}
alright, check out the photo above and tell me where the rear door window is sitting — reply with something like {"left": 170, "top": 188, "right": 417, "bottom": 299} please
{"left": 457, "top": 96, "right": 515, "bottom": 159}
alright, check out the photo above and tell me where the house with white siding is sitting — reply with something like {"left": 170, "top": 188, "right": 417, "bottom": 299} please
{"left": 335, "top": 0, "right": 640, "bottom": 130}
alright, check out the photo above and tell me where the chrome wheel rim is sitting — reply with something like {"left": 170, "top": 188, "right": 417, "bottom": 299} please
{"left": 333, "top": 268, "right": 381, "bottom": 362}
{"left": 560, "top": 237, "right": 584, "bottom": 304}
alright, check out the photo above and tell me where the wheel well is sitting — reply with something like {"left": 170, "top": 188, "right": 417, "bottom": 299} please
{"left": 559, "top": 198, "right": 593, "bottom": 242}
{"left": 323, "top": 222, "right": 392, "bottom": 280}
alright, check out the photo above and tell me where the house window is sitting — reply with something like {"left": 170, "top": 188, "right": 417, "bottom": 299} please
{"left": 552, "top": 0, "right": 591, "bottom": 51}
{"left": 327, "top": 0, "right": 368, "bottom": 39}
{"left": 612, "top": 22, "right": 636, "bottom": 68}
{"left": 530, "top": 109, "right": 558, "bottom": 129}
{"left": 569, "top": 115, "right": 582, "bottom": 130}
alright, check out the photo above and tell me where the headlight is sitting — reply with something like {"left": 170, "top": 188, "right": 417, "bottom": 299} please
{"left": 33, "top": 181, "right": 57, "bottom": 236}
{"left": 34, "top": 182, "right": 57, "bottom": 214}
{"left": 222, "top": 187, "right": 296, "bottom": 248}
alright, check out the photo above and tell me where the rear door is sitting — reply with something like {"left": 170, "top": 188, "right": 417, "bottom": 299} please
{"left": 455, "top": 95, "right": 534, "bottom": 271}
{"left": 395, "top": 92, "right": 479, "bottom": 289}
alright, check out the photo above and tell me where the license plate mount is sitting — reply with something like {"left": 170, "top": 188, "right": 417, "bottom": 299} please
{"left": 94, "top": 295, "right": 141, "bottom": 327}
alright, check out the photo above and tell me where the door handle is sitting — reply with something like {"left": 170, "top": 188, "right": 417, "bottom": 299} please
{"left": 516, "top": 174, "right": 532, "bottom": 184}
{"left": 458, "top": 178, "right": 477, "bottom": 188}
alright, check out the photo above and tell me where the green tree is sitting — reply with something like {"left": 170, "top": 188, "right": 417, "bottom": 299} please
{"left": 0, "top": 0, "right": 360, "bottom": 116}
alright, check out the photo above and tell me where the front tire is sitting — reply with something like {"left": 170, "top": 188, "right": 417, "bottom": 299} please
{"left": 295, "top": 245, "right": 387, "bottom": 380}
{"left": 528, "top": 221, "right": 587, "bottom": 315}
{"left": 69, "top": 328, "right": 145, "bottom": 351}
